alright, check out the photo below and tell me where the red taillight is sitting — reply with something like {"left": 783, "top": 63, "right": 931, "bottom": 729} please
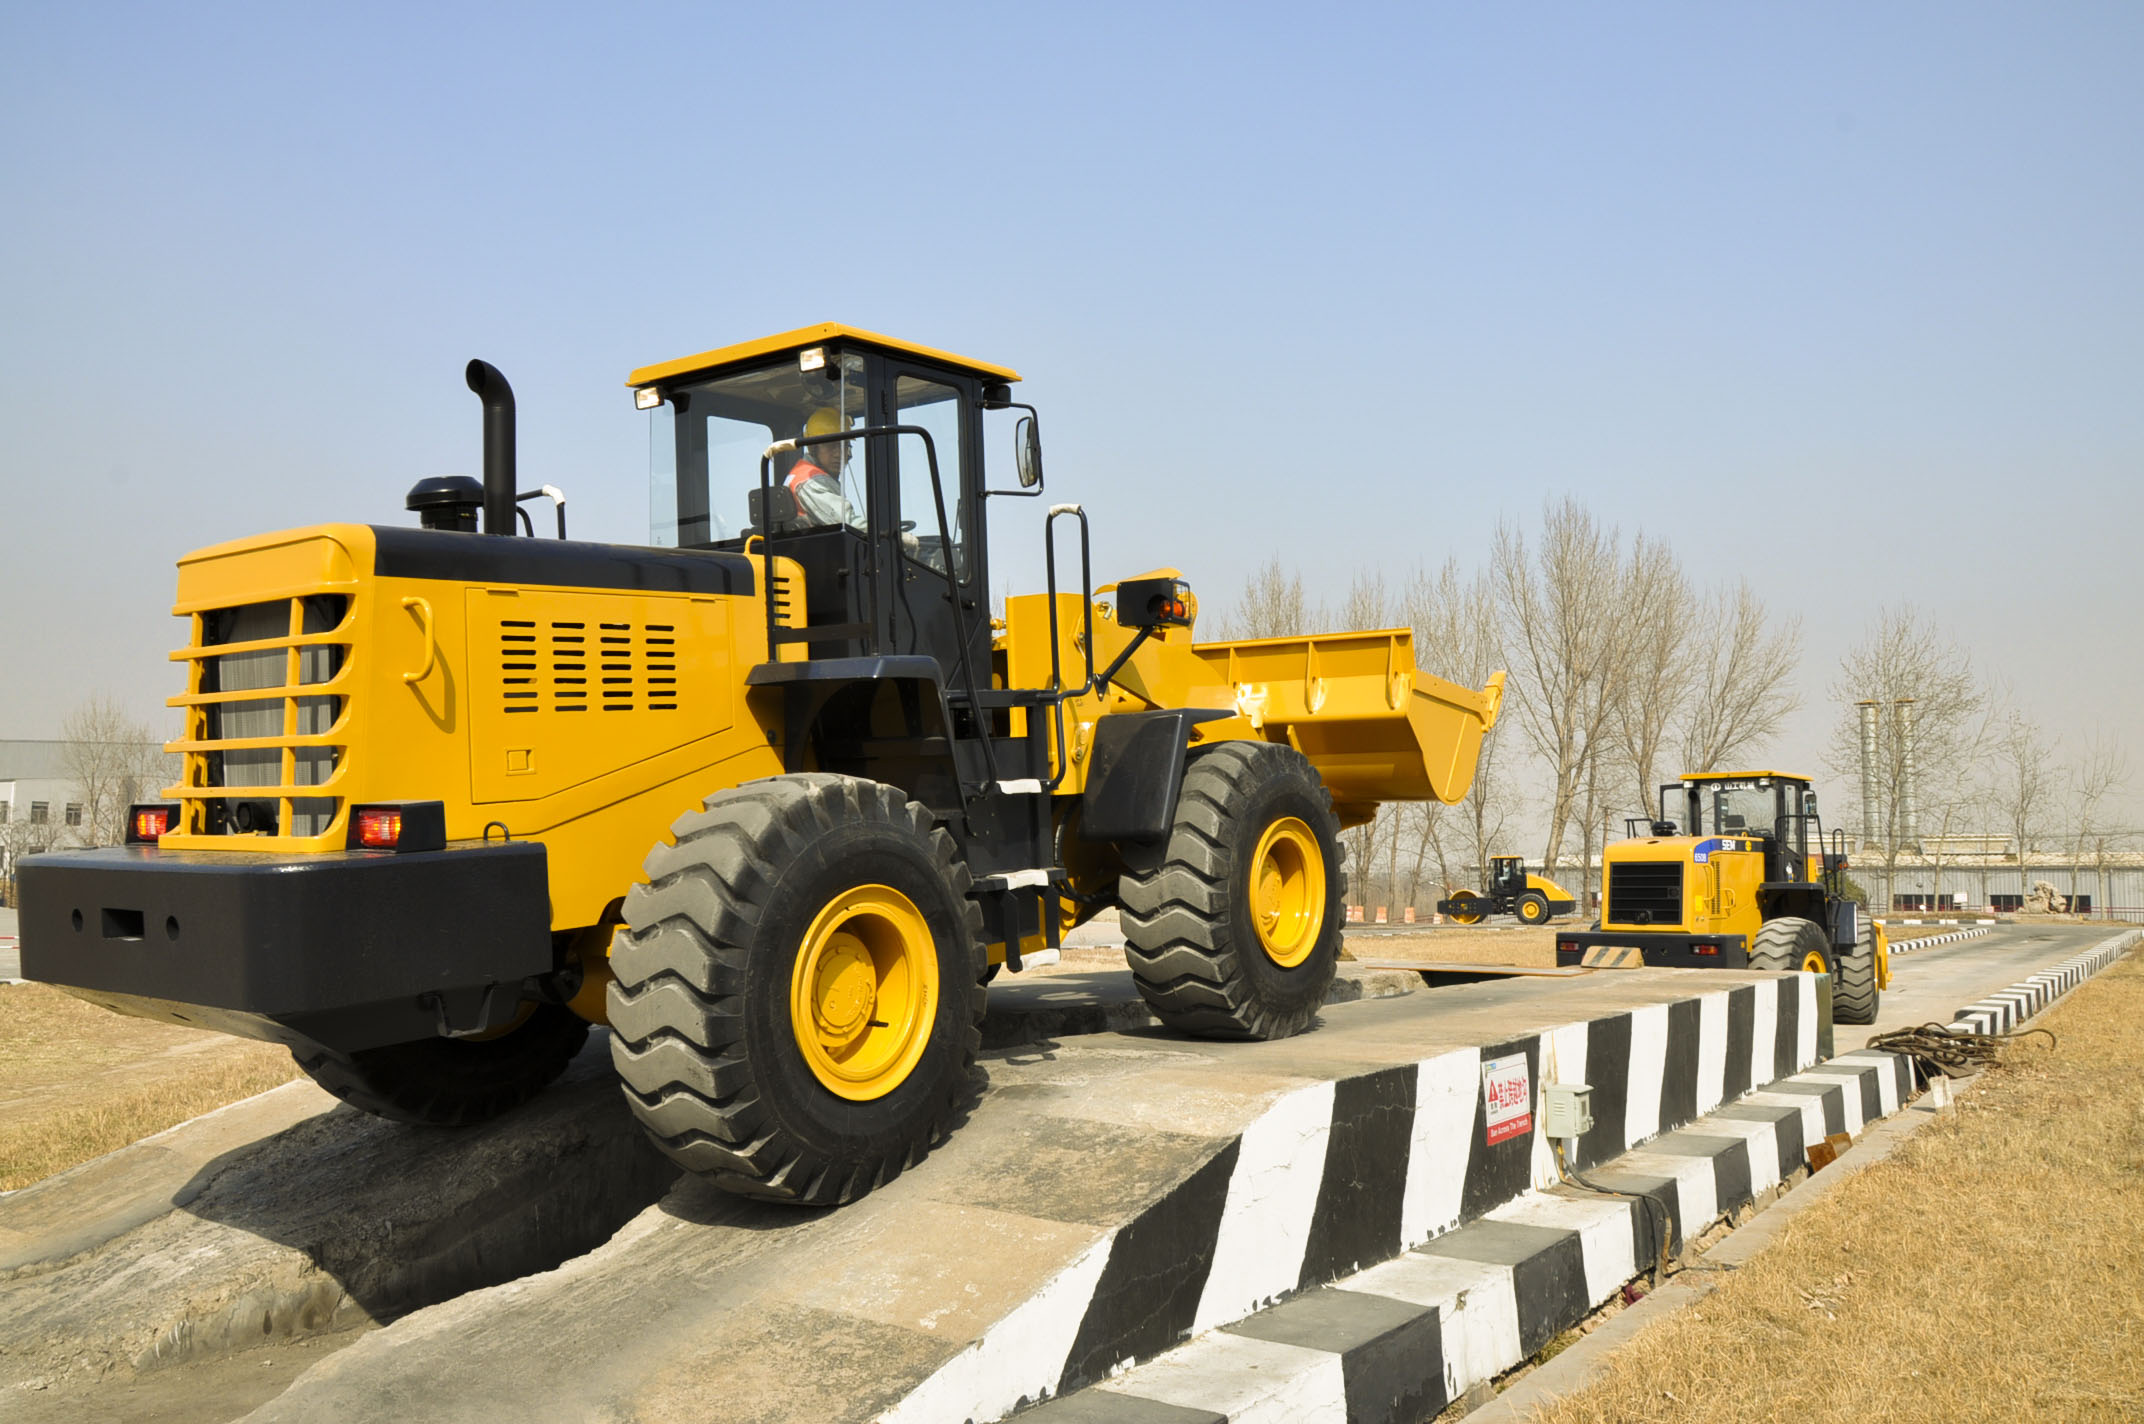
{"left": 346, "top": 801, "right": 446, "bottom": 853}
{"left": 128, "top": 806, "right": 175, "bottom": 843}
{"left": 355, "top": 807, "right": 403, "bottom": 849}
{"left": 1558, "top": 940, "right": 1577, "bottom": 955}
{"left": 1693, "top": 943, "right": 1719, "bottom": 956}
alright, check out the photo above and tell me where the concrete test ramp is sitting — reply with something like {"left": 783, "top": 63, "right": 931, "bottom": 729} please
{"left": 0, "top": 1049, "right": 679, "bottom": 1412}
{"left": 0, "top": 962, "right": 1405, "bottom": 1416}
{"left": 180, "top": 966, "right": 1826, "bottom": 1424}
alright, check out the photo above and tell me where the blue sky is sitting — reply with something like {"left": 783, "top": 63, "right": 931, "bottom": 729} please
{"left": 2, "top": 3, "right": 2138, "bottom": 819}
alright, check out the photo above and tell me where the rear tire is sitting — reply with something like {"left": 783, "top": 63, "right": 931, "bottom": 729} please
{"left": 1834, "top": 918, "right": 1881, "bottom": 1025}
{"left": 1515, "top": 891, "right": 1550, "bottom": 926}
{"left": 1119, "top": 741, "right": 1345, "bottom": 1040}
{"left": 608, "top": 774, "right": 985, "bottom": 1206}
{"left": 1749, "top": 916, "right": 1832, "bottom": 978}
{"left": 295, "top": 1003, "right": 589, "bottom": 1127}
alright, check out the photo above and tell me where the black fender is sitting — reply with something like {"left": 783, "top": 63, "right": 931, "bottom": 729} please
{"left": 1076, "top": 709, "right": 1234, "bottom": 843}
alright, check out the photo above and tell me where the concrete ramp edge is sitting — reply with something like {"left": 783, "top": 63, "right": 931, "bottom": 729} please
{"left": 1021, "top": 928, "right": 2141, "bottom": 1423}
{"left": 880, "top": 973, "right": 1823, "bottom": 1423}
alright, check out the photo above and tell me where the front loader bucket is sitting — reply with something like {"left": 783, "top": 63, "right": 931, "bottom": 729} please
{"left": 1190, "top": 629, "right": 1504, "bottom": 809}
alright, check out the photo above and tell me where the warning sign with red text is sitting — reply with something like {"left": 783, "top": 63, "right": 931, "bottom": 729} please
{"left": 1481, "top": 1053, "right": 1534, "bottom": 1145}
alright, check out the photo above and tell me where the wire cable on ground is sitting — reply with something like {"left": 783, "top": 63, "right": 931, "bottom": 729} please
{"left": 1866, "top": 1022, "right": 2055, "bottom": 1078}
{"left": 1552, "top": 1140, "right": 1674, "bottom": 1289}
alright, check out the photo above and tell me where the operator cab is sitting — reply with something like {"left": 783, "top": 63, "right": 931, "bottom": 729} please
{"left": 1657, "top": 772, "right": 1817, "bottom": 883}
{"left": 1487, "top": 855, "right": 1527, "bottom": 897}
{"left": 632, "top": 323, "right": 1033, "bottom": 669}
{"left": 630, "top": 324, "right": 1072, "bottom": 925}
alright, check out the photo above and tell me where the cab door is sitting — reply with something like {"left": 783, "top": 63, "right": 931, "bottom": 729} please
{"left": 880, "top": 362, "right": 988, "bottom": 676}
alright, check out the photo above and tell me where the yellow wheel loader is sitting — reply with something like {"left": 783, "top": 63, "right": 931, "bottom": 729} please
{"left": 1435, "top": 855, "right": 1577, "bottom": 926}
{"left": 1554, "top": 771, "right": 1889, "bottom": 1025}
{"left": 21, "top": 324, "right": 1505, "bottom": 1205}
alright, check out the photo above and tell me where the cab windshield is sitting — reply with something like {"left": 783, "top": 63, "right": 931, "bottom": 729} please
{"left": 1705, "top": 782, "right": 1780, "bottom": 838}
{"left": 648, "top": 352, "right": 868, "bottom": 547}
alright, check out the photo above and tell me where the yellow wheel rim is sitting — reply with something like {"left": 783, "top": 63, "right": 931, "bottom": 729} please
{"left": 1519, "top": 898, "right": 1545, "bottom": 924}
{"left": 1251, "top": 817, "right": 1325, "bottom": 968}
{"left": 789, "top": 884, "right": 939, "bottom": 1102}
{"left": 1450, "top": 892, "right": 1484, "bottom": 926}
{"left": 1802, "top": 949, "right": 1828, "bottom": 974}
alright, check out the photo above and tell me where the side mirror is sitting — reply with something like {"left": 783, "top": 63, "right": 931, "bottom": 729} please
{"left": 1015, "top": 415, "right": 1043, "bottom": 489}
{"left": 1803, "top": 792, "right": 1818, "bottom": 816}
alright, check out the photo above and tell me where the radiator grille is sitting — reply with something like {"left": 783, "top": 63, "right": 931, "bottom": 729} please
{"left": 175, "top": 594, "right": 352, "bottom": 839}
{"left": 1605, "top": 861, "right": 1684, "bottom": 927}
{"left": 498, "top": 619, "right": 680, "bottom": 715}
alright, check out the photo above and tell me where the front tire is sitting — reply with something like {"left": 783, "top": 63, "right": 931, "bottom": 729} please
{"left": 1119, "top": 741, "right": 1345, "bottom": 1040}
{"left": 608, "top": 774, "right": 986, "bottom": 1206}
{"left": 1834, "top": 918, "right": 1881, "bottom": 1025}
{"left": 1447, "top": 890, "right": 1486, "bottom": 925}
{"left": 1749, "top": 916, "right": 1833, "bottom": 978}
{"left": 1515, "top": 891, "right": 1551, "bottom": 926}
{"left": 294, "top": 1003, "right": 589, "bottom": 1126}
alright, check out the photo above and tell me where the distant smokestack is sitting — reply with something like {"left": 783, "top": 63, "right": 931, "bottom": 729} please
{"left": 1857, "top": 701, "right": 1880, "bottom": 848}
{"left": 1896, "top": 698, "right": 1919, "bottom": 848}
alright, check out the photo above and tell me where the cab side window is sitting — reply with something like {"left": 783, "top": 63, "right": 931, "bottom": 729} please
{"left": 894, "top": 375, "right": 967, "bottom": 581}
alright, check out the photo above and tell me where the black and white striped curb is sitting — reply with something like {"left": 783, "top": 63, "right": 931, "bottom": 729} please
{"left": 1951, "top": 928, "right": 2140, "bottom": 1033}
{"left": 1885, "top": 925, "right": 1993, "bottom": 956}
{"left": 1031, "top": 929, "right": 2144, "bottom": 1424}
{"left": 877, "top": 975, "right": 1825, "bottom": 1424}
{"left": 1019, "top": 1051, "right": 1912, "bottom": 1424}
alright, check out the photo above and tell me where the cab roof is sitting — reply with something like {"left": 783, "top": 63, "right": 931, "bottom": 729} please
{"left": 627, "top": 322, "right": 1021, "bottom": 389}
{"left": 1681, "top": 770, "right": 1811, "bottom": 783}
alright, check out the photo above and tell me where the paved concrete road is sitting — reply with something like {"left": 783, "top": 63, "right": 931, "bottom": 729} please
{"left": 0, "top": 904, "right": 18, "bottom": 981}
{"left": 1865, "top": 921, "right": 2113, "bottom": 1040}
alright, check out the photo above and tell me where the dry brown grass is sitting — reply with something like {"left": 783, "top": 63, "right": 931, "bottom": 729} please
{"left": 0, "top": 983, "right": 300, "bottom": 1190}
{"left": 1527, "top": 948, "right": 2144, "bottom": 1424}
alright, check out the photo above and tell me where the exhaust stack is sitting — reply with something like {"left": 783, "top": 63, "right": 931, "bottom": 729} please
{"left": 466, "top": 359, "right": 517, "bottom": 536}
{"left": 1856, "top": 700, "right": 1880, "bottom": 848}
{"left": 1896, "top": 698, "right": 1919, "bottom": 849}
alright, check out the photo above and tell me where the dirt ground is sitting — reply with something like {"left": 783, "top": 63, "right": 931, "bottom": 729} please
{"left": 1525, "top": 946, "right": 2144, "bottom": 1423}
{"left": 1342, "top": 926, "right": 1559, "bottom": 966}
{"left": 1035, "top": 923, "right": 1563, "bottom": 974}
{"left": 0, "top": 982, "right": 299, "bottom": 1190}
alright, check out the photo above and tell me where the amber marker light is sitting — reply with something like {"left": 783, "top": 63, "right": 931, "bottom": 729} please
{"left": 126, "top": 805, "right": 176, "bottom": 844}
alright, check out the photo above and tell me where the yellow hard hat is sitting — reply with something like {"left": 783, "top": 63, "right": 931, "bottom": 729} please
{"left": 804, "top": 407, "right": 842, "bottom": 438}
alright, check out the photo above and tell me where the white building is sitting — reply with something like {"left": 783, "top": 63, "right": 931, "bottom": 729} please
{"left": 0, "top": 739, "right": 176, "bottom": 896}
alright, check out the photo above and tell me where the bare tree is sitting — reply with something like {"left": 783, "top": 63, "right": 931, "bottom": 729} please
{"left": 1677, "top": 582, "right": 1803, "bottom": 777}
{"left": 1338, "top": 570, "right": 1390, "bottom": 636}
{"left": 60, "top": 696, "right": 174, "bottom": 848}
{"left": 1225, "top": 554, "right": 1313, "bottom": 639}
{"left": 1606, "top": 535, "right": 1695, "bottom": 821}
{"left": 1988, "top": 708, "right": 2057, "bottom": 866}
{"left": 0, "top": 811, "right": 68, "bottom": 903}
{"left": 2066, "top": 734, "right": 2131, "bottom": 913}
{"left": 1402, "top": 558, "right": 1510, "bottom": 899}
{"left": 1826, "top": 607, "right": 1988, "bottom": 911}
{"left": 1492, "top": 499, "right": 1630, "bottom": 880}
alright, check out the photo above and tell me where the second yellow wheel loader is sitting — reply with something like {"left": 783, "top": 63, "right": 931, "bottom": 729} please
{"left": 21, "top": 323, "right": 1505, "bottom": 1205}
{"left": 1555, "top": 771, "right": 1889, "bottom": 1024}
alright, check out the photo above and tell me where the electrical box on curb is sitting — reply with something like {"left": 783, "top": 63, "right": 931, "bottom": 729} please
{"left": 1544, "top": 1083, "right": 1594, "bottom": 1138}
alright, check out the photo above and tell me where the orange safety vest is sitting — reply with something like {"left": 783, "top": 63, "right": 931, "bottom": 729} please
{"left": 786, "top": 457, "right": 832, "bottom": 496}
